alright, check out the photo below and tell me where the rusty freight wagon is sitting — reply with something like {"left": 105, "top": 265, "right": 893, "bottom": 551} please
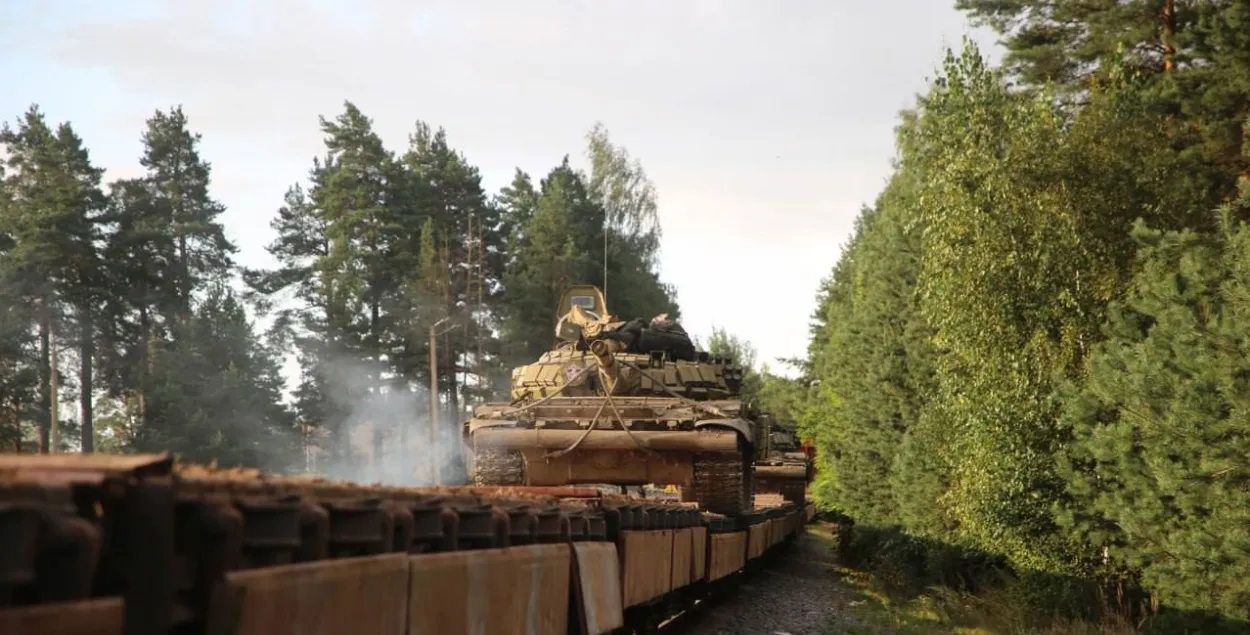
{"left": 0, "top": 453, "right": 810, "bottom": 635}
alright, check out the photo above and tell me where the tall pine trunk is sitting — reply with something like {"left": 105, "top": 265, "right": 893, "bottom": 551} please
{"left": 38, "top": 305, "right": 50, "bottom": 453}
{"left": 370, "top": 299, "right": 383, "bottom": 481}
{"left": 79, "top": 305, "right": 94, "bottom": 452}
{"left": 48, "top": 315, "right": 60, "bottom": 453}
{"left": 137, "top": 302, "right": 150, "bottom": 432}
{"left": 11, "top": 402, "right": 21, "bottom": 452}
{"left": 178, "top": 235, "right": 191, "bottom": 324}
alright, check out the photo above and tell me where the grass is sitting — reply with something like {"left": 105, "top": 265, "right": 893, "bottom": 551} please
{"left": 805, "top": 525, "right": 1138, "bottom": 635}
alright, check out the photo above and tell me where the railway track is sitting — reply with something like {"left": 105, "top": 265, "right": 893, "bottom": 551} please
{"left": 0, "top": 453, "right": 817, "bottom": 635}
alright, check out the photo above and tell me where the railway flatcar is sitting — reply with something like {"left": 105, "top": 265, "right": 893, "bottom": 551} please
{"left": 0, "top": 453, "right": 816, "bottom": 635}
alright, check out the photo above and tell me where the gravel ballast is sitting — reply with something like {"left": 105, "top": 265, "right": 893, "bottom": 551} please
{"left": 672, "top": 523, "right": 852, "bottom": 635}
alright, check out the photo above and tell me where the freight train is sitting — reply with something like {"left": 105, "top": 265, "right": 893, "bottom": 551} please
{"left": 0, "top": 453, "right": 818, "bottom": 635}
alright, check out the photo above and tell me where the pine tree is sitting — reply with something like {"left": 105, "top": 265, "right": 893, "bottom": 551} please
{"left": 0, "top": 106, "right": 106, "bottom": 453}
{"left": 0, "top": 160, "right": 38, "bottom": 450}
{"left": 249, "top": 102, "right": 416, "bottom": 473}
{"left": 99, "top": 107, "right": 235, "bottom": 447}
{"left": 501, "top": 160, "right": 601, "bottom": 362}
{"left": 499, "top": 138, "right": 680, "bottom": 367}
{"left": 957, "top": 0, "right": 1250, "bottom": 195}
{"left": 1060, "top": 197, "right": 1250, "bottom": 619}
{"left": 497, "top": 168, "right": 538, "bottom": 257}
{"left": 400, "top": 123, "right": 503, "bottom": 419}
{"left": 139, "top": 106, "right": 235, "bottom": 324}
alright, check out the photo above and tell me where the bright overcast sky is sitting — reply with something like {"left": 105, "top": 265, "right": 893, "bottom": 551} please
{"left": 1, "top": 0, "right": 1000, "bottom": 377}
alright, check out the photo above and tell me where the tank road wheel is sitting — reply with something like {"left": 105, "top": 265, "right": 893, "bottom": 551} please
{"left": 681, "top": 452, "right": 752, "bottom": 516}
{"left": 472, "top": 449, "right": 526, "bottom": 485}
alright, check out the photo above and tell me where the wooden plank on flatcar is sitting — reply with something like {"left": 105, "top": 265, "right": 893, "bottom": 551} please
{"left": 690, "top": 527, "right": 708, "bottom": 583}
{"left": 670, "top": 528, "right": 693, "bottom": 589}
{"left": 407, "top": 544, "right": 571, "bottom": 635}
{"left": 708, "top": 532, "right": 746, "bottom": 581}
{"left": 570, "top": 542, "right": 624, "bottom": 635}
{"left": 0, "top": 598, "right": 124, "bottom": 635}
{"left": 617, "top": 530, "right": 674, "bottom": 607}
{"left": 0, "top": 453, "right": 171, "bottom": 473}
{"left": 209, "top": 553, "right": 409, "bottom": 635}
{"left": 748, "top": 523, "right": 768, "bottom": 560}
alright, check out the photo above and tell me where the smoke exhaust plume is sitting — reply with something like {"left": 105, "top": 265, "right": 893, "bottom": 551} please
{"left": 291, "top": 351, "right": 468, "bottom": 486}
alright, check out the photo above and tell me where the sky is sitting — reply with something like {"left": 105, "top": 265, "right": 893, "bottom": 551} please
{"left": 0, "top": 0, "right": 1001, "bottom": 379}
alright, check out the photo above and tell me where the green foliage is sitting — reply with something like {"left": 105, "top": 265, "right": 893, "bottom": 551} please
{"left": 137, "top": 286, "right": 295, "bottom": 470}
{"left": 0, "top": 106, "right": 107, "bottom": 452}
{"left": 1060, "top": 198, "right": 1250, "bottom": 619}
{"left": 704, "top": 326, "right": 762, "bottom": 401}
{"left": 797, "top": 26, "right": 1250, "bottom": 625}
{"left": 501, "top": 131, "right": 678, "bottom": 367}
{"left": 957, "top": 0, "right": 1250, "bottom": 203}
{"left": 755, "top": 371, "right": 808, "bottom": 427}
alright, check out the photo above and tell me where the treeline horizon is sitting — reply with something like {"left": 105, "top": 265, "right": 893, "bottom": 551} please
{"left": 0, "top": 100, "right": 692, "bottom": 481}
{"left": 765, "top": 0, "right": 1250, "bottom": 630}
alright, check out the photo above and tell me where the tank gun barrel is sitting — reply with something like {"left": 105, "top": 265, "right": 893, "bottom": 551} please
{"left": 588, "top": 339, "right": 619, "bottom": 389}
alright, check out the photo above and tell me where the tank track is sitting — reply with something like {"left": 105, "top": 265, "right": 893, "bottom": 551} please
{"left": 681, "top": 452, "right": 752, "bottom": 516}
{"left": 472, "top": 448, "right": 526, "bottom": 485}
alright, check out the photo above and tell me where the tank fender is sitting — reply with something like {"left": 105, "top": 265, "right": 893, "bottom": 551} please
{"left": 693, "top": 418, "right": 755, "bottom": 445}
{"left": 464, "top": 418, "right": 520, "bottom": 436}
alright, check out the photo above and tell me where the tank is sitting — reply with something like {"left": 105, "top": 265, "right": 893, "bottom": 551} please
{"left": 462, "top": 284, "right": 759, "bottom": 516}
{"left": 751, "top": 413, "right": 814, "bottom": 504}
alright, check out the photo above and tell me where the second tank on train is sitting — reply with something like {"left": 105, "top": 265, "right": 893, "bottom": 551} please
{"left": 751, "top": 413, "right": 815, "bottom": 504}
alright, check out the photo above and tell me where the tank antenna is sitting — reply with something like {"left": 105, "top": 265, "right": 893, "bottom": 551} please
{"left": 602, "top": 222, "right": 609, "bottom": 306}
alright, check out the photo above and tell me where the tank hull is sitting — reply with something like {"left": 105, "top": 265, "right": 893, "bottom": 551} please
{"left": 464, "top": 397, "right": 756, "bottom": 515}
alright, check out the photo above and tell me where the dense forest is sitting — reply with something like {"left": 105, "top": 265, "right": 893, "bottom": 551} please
{"left": 0, "top": 104, "right": 679, "bottom": 483}
{"left": 780, "top": 0, "right": 1250, "bottom": 628}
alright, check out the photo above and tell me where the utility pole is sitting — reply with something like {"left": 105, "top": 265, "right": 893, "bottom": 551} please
{"left": 429, "top": 316, "right": 452, "bottom": 484}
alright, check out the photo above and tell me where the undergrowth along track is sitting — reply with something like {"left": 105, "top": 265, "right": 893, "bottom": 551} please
{"left": 0, "top": 453, "right": 817, "bottom": 635}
